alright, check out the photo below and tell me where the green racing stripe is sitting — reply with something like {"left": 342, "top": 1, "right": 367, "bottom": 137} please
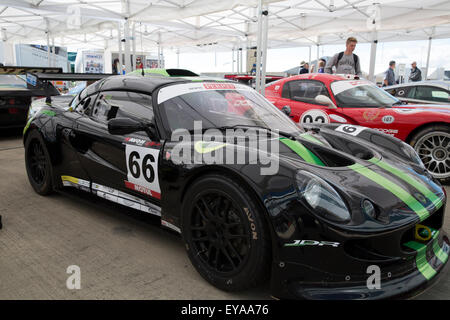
{"left": 369, "top": 158, "right": 443, "bottom": 210}
{"left": 431, "top": 230, "right": 449, "bottom": 264}
{"left": 404, "top": 241, "right": 437, "bottom": 280}
{"left": 299, "top": 133, "right": 325, "bottom": 145}
{"left": 280, "top": 138, "right": 325, "bottom": 166}
{"left": 348, "top": 163, "right": 429, "bottom": 221}
{"left": 404, "top": 228, "right": 448, "bottom": 280}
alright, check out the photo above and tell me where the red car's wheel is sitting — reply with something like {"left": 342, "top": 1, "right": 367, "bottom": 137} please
{"left": 410, "top": 125, "right": 450, "bottom": 183}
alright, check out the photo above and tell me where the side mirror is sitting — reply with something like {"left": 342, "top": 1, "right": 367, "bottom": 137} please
{"left": 315, "top": 95, "right": 337, "bottom": 109}
{"left": 281, "top": 105, "right": 291, "bottom": 116}
{"left": 108, "top": 117, "right": 157, "bottom": 140}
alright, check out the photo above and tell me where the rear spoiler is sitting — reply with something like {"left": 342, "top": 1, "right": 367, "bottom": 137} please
{"left": 30, "top": 72, "right": 114, "bottom": 81}
{"left": 25, "top": 72, "right": 115, "bottom": 103}
{"left": 0, "top": 66, "right": 62, "bottom": 75}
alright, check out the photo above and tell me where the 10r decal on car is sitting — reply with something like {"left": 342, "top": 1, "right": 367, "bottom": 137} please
{"left": 125, "top": 141, "right": 161, "bottom": 199}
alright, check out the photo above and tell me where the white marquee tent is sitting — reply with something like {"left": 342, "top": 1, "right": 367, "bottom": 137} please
{"left": 0, "top": 0, "right": 449, "bottom": 92}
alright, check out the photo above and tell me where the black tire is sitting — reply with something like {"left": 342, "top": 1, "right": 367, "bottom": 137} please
{"left": 181, "top": 174, "right": 271, "bottom": 291}
{"left": 25, "top": 130, "right": 53, "bottom": 195}
{"left": 409, "top": 125, "right": 450, "bottom": 184}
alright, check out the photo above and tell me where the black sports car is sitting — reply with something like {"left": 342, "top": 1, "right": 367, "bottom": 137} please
{"left": 24, "top": 75, "right": 448, "bottom": 299}
{"left": 0, "top": 66, "right": 61, "bottom": 129}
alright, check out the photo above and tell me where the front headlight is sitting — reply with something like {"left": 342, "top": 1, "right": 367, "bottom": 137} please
{"left": 296, "top": 171, "right": 351, "bottom": 223}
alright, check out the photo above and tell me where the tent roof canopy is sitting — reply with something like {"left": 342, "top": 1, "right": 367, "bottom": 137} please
{"left": 0, "top": 0, "right": 449, "bottom": 52}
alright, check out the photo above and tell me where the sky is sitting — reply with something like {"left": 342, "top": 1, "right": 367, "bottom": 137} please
{"left": 164, "top": 38, "right": 450, "bottom": 76}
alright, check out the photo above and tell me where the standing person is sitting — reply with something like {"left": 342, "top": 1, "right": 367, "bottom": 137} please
{"left": 409, "top": 61, "right": 422, "bottom": 82}
{"left": 298, "top": 62, "right": 309, "bottom": 74}
{"left": 317, "top": 59, "right": 326, "bottom": 73}
{"left": 383, "top": 61, "right": 396, "bottom": 86}
{"left": 324, "top": 37, "right": 361, "bottom": 76}
{"left": 112, "top": 58, "right": 120, "bottom": 74}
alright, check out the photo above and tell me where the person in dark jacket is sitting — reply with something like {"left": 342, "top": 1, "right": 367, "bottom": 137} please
{"left": 298, "top": 61, "right": 309, "bottom": 74}
{"left": 409, "top": 61, "right": 422, "bottom": 82}
{"left": 383, "top": 61, "right": 396, "bottom": 86}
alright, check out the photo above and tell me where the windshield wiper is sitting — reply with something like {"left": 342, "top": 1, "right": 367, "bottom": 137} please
{"left": 392, "top": 100, "right": 403, "bottom": 106}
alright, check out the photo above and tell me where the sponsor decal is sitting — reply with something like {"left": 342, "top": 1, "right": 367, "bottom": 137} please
{"left": 363, "top": 109, "right": 380, "bottom": 121}
{"left": 203, "top": 83, "right": 235, "bottom": 90}
{"left": 124, "top": 181, "right": 161, "bottom": 199}
{"left": 243, "top": 207, "right": 258, "bottom": 240}
{"left": 125, "top": 142, "right": 161, "bottom": 199}
{"left": 26, "top": 73, "right": 37, "bottom": 86}
{"left": 124, "top": 137, "right": 147, "bottom": 146}
{"left": 374, "top": 128, "right": 398, "bottom": 136}
{"left": 157, "top": 82, "right": 251, "bottom": 104}
{"left": 335, "top": 124, "right": 366, "bottom": 136}
{"left": 382, "top": 115, "right": 395, "bottom": 124}
{"left": 300, "top": 109, "right": 330, "bottom": 124}
{"left": 284, "top": 240, "right": 340, "bottom": 247}
{"left": 329, "top": 114, "right": 347, "bottom": 123}
{"left": 274, "top": 85, "right": 280, "bottom": 91}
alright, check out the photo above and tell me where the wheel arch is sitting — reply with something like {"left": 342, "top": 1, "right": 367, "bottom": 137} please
{"left": 405, "top": 121, "right": 450, "bottom": 144}
{"left": 179, "top": 165, "right": 277, "bottom": 253}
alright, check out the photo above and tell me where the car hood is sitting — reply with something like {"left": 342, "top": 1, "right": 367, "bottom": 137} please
{"left": 274, "top": 127, "right": 445, "bottom": 230}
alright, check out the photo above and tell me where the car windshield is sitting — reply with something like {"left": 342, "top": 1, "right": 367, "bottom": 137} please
{"left": 158, "top": 82, "right": 302, "bottom": 134}
{"left": 331, "top": 80, "right": 400, "bottom": 108}
{"left": 0, "top": 75, "right": 27, "bottom": 89}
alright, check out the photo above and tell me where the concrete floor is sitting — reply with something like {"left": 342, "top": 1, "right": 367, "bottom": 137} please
{"left": 0, "top": 130, "right": 448, "bottom": 300}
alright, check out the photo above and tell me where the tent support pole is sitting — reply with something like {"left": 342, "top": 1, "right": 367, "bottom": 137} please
{"left": 255, "top": 0, "right": 263, "bottom": 93}
{"left": 260, "top": 4, "right": 269, "bottom": 96}
{"left": 368, "top": 31, "right": 377, "bottom": 82}
{"left": 316, "top": 42, "right": 320, "bottom": 72}
{"left": 117, "top": 22, "right": 122, "bottom": 74}
{"left": 132, "top": 22, "right": 136, "bottom": 71}
{"left": 425, "top": 36, "right": 432, "bottom": 80}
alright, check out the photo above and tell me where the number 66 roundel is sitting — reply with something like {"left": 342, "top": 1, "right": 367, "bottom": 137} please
{"left": 125, "top": 142, "right": 161, "bottom": 199}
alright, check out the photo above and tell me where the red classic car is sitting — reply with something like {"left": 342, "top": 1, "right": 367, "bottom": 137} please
{"left": 265, "top": 74, "right": 450, "bottom": 182}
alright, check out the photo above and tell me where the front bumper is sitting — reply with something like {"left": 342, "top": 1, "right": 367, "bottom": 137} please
{"left": 270, "top": 208, "right": 449, "bottom": 299}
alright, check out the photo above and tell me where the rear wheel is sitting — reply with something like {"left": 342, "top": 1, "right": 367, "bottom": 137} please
{"left": 25, "top": 130, "right": 53, "bottom": 195}
{"left": 181, "top": 174, "right": 271, "bottom": 291}
{"left": 409, "top": 125, "right": 450, "bottom": 183}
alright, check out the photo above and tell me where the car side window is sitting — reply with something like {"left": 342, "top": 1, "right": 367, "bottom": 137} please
{"left": 281, "top": 82, "right": 290, "bottom": 99}
{"left": 414, "top": 86, "right": 450, "bottom": 103}
{"left": 75, "top": 95, "right": 96, "bottom": 115}
{"left": 287, "top": 80, "right": 330, "bottom": 105}
{"left": 407, "top": 87, "right": 416, "bottom": 98}
{"left": 90, "top": 91, "right": 154, "bottom": 124}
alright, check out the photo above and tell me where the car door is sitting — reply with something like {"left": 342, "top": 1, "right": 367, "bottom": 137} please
{"left": 71, "top": 90, "right": 162, "bottom": 207}
{"left": 279, "top": 79, "right": 333, "bottom": 124}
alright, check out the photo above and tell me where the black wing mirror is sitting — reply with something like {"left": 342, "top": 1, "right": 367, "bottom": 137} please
{"left": 108, "top": 117, "right": 157, "bottom": 140}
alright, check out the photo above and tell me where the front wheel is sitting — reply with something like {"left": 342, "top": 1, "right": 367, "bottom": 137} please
{"left": 25, "top": 130, "right": 53, "bottom": 195}
{"left": 181, "top": 174, "right": 271, "bottom": 291}
{"left": 410, "top": 125, "right": 450, "bottom": 183}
